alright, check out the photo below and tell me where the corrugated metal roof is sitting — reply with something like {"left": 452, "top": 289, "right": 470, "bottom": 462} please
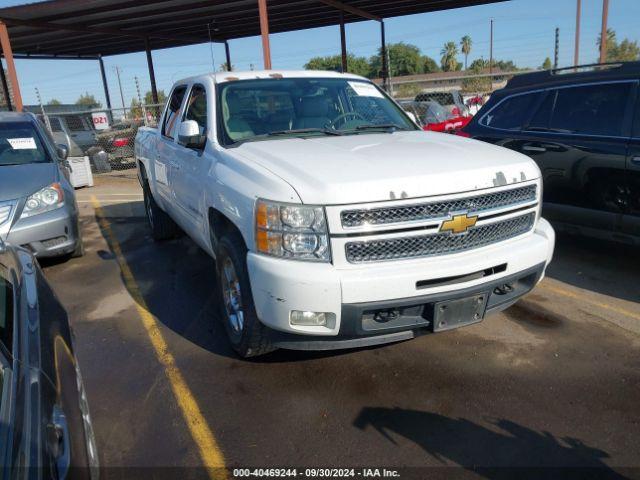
{"left": 0, "top": 0, "right": 506, "bottom": 57}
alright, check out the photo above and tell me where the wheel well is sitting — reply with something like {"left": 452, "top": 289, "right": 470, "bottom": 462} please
{"left": 138, "top": 161, "right": 147, "bottom": 187}
{"left": 208, "top": 208, "right": 244, "bottom": 250}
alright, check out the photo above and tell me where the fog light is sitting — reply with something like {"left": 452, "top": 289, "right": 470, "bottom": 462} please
{"left": 290, "top": 310, "right": 334, "bottom": 326}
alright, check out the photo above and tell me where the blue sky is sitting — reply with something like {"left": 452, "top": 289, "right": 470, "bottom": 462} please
{"left": 2, "top": 0, "right": 639, "bottom": 107}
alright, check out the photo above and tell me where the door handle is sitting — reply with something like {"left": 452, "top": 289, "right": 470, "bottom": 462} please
{"left": 522, "top": 145, "right": 547, "bottom": 153}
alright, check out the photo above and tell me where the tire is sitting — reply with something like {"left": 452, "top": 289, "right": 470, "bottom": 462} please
{"left": 215, "top": 231, "right": 275, "bottom": 358}
{"left": 71, "top": 220, "right": 85, "bottom": 258}
{"left": 143, "top": 183, "right": 180, "bottom": 241}
{"left": 71, "top": 238, "right": 85, "bottom": 258}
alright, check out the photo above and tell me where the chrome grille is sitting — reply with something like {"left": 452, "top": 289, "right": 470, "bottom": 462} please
{"left": 345, "top": 213, "right": 535, "bottom": 263}
{"left": 0, "top": 205, "right": 12, "bottom": 226}
{"left": 341, "top": 185, "right": 537, "bottom": 228}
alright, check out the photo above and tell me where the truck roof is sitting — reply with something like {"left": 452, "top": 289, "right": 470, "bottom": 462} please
{"left": 175, "top": 69, "right": 368, "bottom": 85}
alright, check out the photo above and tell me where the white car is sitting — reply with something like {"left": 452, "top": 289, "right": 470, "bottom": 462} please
{"left": 135, "top": 70, "right": 555, "bottom": 358}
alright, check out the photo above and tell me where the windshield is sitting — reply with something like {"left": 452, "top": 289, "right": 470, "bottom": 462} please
{"left": 0, "top": 122, "right": 51, "bottom": 166}
{"left": 217, "top": 77, "right": 417, "bottom": 146}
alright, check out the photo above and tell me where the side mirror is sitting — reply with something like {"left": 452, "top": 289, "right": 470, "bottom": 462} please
{"left": 56, "top": 144, "right": 69, "bottom": 160}
{"left": 178, "top": 120, "right": 206, "bottom": 149}
{"left": 405, "top": 111, "right": 418, "bottom": 125}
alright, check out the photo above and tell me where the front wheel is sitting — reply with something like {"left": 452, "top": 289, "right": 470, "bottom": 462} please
{"left": 215, "top": 232, "right": 274, "bottom": 358}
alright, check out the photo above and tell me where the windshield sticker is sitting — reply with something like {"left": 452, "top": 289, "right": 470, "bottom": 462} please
{"left": 348, "top": 81, "right": 384, "bottom": 98}
{"left": 7, "top": 137, "right": 37, "bottom": 150}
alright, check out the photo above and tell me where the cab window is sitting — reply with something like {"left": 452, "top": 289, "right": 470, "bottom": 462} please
{"left": 184, "top": 85, "right": 207, "bottom": 134}
{"left": 162, "top": 86, "right": 187, "bottom": 139}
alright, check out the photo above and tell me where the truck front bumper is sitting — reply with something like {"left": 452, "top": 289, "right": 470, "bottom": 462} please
{"left": 247, "top": 218, "right": 555, "bottom": 350}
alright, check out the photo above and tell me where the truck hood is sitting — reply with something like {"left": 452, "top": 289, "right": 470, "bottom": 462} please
{"left": 233, "top": 131, "right": 540, "bottom": 205}
{"left": 0, "top": 162, "right": 58, "bottom": 201}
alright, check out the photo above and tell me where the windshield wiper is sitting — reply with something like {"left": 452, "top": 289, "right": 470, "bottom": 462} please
{"left": 267, "top": 128, "right": 343, "bottom": 137}
{"left": 353, "top": 123, "right": 409, "bottom": 133}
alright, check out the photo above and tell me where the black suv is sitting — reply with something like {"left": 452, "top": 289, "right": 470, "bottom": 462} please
{"left": 461, "top": 62, "right": 640, "bottom": 244}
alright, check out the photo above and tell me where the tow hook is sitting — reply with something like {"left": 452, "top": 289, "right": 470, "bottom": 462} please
{"left": 494, "top": 283, "right": 515, "bottom": 295}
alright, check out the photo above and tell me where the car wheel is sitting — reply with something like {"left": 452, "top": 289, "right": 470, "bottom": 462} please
{"left": 215, "top": 231, "right": 274, "bottom": 358}
{"left": 143, "top": 183, "right": 180, "bottom": 241}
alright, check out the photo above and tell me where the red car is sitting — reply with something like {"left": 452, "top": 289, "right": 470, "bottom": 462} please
{"left": 400, "top": 100, "right": 471, "bottom": 133}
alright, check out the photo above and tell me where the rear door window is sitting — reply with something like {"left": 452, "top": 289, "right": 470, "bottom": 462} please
{"left": 481, "top": 92, "right": 541, "bottom": 130}
{"left": 162, "top": 86, "right": 187, "bottom": 139}
{"left": 549, "top": 82, "right": 633, "bottom": 137}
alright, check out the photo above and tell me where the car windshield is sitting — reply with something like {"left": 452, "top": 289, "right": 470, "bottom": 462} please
{"left": 217, "top": 77, "right": 417, "bottom": 145}
{"left": 0, "top": 122, "right": 51, "bottom": 166}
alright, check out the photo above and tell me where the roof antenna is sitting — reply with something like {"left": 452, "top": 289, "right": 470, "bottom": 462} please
{"left": 207, "top": 20, "right": 216, "bottom": 74}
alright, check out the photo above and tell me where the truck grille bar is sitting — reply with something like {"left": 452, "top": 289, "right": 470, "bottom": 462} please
{"left": 345, "top": 212, "right": 536, "bottom": 263}
{"left": 341, "top": 184, "right": 537, "bottom": 228}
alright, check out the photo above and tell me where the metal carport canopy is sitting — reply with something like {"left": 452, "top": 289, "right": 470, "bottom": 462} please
{"left": 0, "top": 0, "right": 506, "bottom": 112}
{"left": 0, "top": 0, "right": 505, "bottom": 57}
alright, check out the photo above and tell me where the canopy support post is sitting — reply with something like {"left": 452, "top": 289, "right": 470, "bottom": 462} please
{"left": 0, "top": 21, "right": 22, "bottom": 111}
{"left": 145, "top": 37, "right": 159, "bottom": 104}
{"left": 258, "top": 0, "right": 272, "bottom": 69}
{"left": 339, "top": 12, "right": 347, "bottom": 73}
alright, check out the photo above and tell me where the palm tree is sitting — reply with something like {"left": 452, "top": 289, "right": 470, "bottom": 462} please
{"left": 460, "top": 35, "right": 472, "bottom": 70}
{"left": 440, "top": 41, "right": 459, "bottom": 72}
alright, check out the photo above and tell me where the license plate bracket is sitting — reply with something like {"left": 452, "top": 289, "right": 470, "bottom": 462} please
{"left": 433, "top": 293, "right": 488, "bottom": 332}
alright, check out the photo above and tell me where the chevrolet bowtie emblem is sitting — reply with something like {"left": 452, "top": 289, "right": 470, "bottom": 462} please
{"left": 440, "top": 213, "right": 478, "bottom": 234}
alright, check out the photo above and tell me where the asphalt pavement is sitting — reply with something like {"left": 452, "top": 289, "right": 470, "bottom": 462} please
{"left": 41, "top": 174, "right": 640, "bottom": 480}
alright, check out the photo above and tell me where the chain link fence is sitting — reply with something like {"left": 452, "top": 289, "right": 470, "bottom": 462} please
{"left": 36, "top": 103, "right": 163, "bottom": 174}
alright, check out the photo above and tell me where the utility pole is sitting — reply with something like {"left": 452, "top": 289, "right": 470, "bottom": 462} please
{"left": 134, "top": 76, "right": 148, "bottom": 126}
{"left": 599, "top": 0, "right": 610, "bottom": 64}
{"left": 489, "top": 18, "right": 494, "bottom": 74}
{"left": 35, "top": 87, "right": 51, "bottom": 133}
{"left": 574, "top": 0, "right": 581, "bottom": 67}
{"left": 114, "top": 66, "right": 126, "bottom": 119}
{"left": 554, "top": 27, "right": 560, "bottom": 69}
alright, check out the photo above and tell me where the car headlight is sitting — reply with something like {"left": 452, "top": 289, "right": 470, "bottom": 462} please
{"left": 255, "top": 199, "right": 330, "bottom": 262}
{"left": 20, "top": 183, "right": 65, "bottom": 219}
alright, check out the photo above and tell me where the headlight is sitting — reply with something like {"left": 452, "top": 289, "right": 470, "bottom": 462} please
{"left": 20, "top": 183, "right": 65, "bottom": 219}
{"left": 255, "top": 199, "right": 330, "bottom": 262}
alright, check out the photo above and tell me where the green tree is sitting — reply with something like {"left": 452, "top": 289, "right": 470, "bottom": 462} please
{"left": 75, "top": 92, "right": 102, "bottom": 109}
{"left": 596, "top": 28, "right": 640, "bottom": 62}
{"left": 369, "top": 42, "right": 424, "bottom": 77}
{"left": 541, "top": 57, "right": 553, "bottom": 70}
{"left": 304, "top": 53, "right": 371, "bottom": 77}
{"left": 422, "top": 55, "right": 441, "bottom": 73}
{"left": 460, "top": 35, "right": 472, "bottom": 70}
{"left": 143, "top": 89, "right": 167, "bottom": 105}
{"left": 47, "top": 98, "right": 62, "bottom": 106}
{"left": 440, "top": 41, "right": 459, "bottom": 72}
{"left": 130, "top": 97, "right": 142, "bottom": 118}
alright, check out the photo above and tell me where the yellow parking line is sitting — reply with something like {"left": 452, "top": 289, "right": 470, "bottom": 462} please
{"left": 91, "top": 196, "right": 227, "bottom": 479}
{"left": 540, "top": 282, "right": 640, "bottom": 322}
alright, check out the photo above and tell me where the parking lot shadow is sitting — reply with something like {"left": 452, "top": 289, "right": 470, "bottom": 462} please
{"left": 545, "top": 232, "right": 639, "bottom": 303}
{"left": 93, "top": 202, "right": 404, "bottom": 362}
{"left": 353, "top": 407, "right": 627, "bottom": 479}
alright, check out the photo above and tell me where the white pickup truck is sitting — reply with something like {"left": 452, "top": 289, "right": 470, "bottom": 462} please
{"left": 135, "top": 70, "right": 555, "bottom": 358}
